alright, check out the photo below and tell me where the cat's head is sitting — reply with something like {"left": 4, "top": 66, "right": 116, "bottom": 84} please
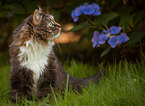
{"left": 30, "top": 7, "right": 61, "bottom": 44}
{"left": 12, "top": 7, "right": 61, "bottom": 46}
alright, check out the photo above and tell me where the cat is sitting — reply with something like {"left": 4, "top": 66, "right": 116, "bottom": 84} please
{"left": 9, "top": 7, "right": 106, "bottom": 103}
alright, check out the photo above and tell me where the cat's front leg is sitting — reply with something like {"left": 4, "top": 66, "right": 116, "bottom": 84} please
{"left": 37, "top": 70, "right": 56, "bottom": 100}
{"left": 10, "top": 89, "right": 31, "bottom": 103}
{"left": 10, "top": 67, "right": 34, "bottom": 103}
{"left": 37, "top": 84, "right": 52, "bottom": 100}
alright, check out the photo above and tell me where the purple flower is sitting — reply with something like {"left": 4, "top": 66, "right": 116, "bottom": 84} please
{"left": 117, "top": 33, "right": 129, "bottom": 44}
{"left": 102, "top": 29, "right": 109, "bottom": 34}
{"left": 108, "top": 36, "right": 119, "bottom": 48}
{"left": 71, "top": 10, "right": 79, "bottom": 22}
{"left": 92, "top": 31, "right": 108, "bottom": 47}
{"left": 71, "top": 2, "right": 101, "bottom": 22}
{"left": 99, "top": 34, "right": 108, "bottom": 44}
{"left": 83, "top": 4, "right": 94, "bottom": 15}
{"left": 109, "top": 26, "right": 122, "bottom": 34}
{"left": 103, "top": 26, "right": 122, "bottom": 35}
{"left": 92, "top": 31, "right": 100, "bottom": 47}
{"left": 91, "top": 3, "right": 101, "bottom": 16}
{"left": 93, "top": 42, "right": 100, "bottom": 48}
{"left": 75, "top": 6, "right": 84, "bottom": 17}
{"left": 91, "top": 26, "right": 129, "bottom": 48}
{"left": 92, "top": 31, "right": 100, "bottom": 41}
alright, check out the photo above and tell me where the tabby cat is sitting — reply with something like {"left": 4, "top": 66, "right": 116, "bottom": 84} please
{"left": 9, "top": 7, "right": 105, "bottom": 103}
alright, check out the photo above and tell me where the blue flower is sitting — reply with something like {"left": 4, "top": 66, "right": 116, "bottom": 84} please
{"left": 91, "top": 3, "right": 101, "bottom": 16}
{"left": 75, "top": 6, "right": 84, "bottom": 17}
{"left": 117, "top": 33, "right": 129, "bottom": 44}
{"left": 103, "top": 26, "right": 122, "bottom": 35}
{"left": 71, "top": 2, "right": 101, "bottom": 22}
{"left": 109, "top": 26, "right": 122, "bottom": 34}
{"left": 93, "top": 42, "right": 100, "bottom": 48}
{"left": 92, "top": 31, "right": 100, "bottom": 47}
{"left": 92, "top": 31, "right": 108, "bottom": 47}
{"left": 92, "top": 26, "right": 129, "bottom": 48}
{"left": 83, "top": 4, "right": 94, "bottom": 15}
{"left": 99, "top": 34, "right": 108, "bottom": 44}
{"left": 92, "top": 31, "right": 100, "bottom": 42}
{"left": 102, "top": 29, "right": 109, "bottom": 34}
{"left": 71, "top": 10, "right": 79, "bottom": 22}
{"left": 108, "top": 36, "right": 119, "bottom": 48}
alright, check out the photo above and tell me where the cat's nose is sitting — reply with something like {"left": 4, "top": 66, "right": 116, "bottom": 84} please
{"left": 53, "top": 26, "right": 61, "bottom": 31}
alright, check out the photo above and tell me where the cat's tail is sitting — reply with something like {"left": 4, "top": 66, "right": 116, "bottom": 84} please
{"left": 69, "top": 70, "right": 107, "bottom": 93}
{"left": 84, "top": 70, "right": 107, "bottom": 84}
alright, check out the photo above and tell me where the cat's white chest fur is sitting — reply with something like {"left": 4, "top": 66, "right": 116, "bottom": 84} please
{"left": 18, "top": 40, "right": 54, "bottom": 83}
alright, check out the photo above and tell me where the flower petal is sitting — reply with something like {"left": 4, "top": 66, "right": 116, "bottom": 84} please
{"left": 117, "top": 33, "right": 129, "bottom": 44}
{"left": 92, "top": 31, "right": 101, "bottom": 47}
{"left": 108, "top": 36, "right": 119, "bottom": 48}
{"left": 93, "top": 31, "right": 100, "bottom": 38}
{"left": 73, "top": 17, "right": 79, "bottom": 22}
{"left": 71, "top": 10, "right": 76, "bottom": 18}
{"left": 93, "top": 42, "right": 99, "bottom": 48}
{"left": 109, "top": 26, "right": 122, "bottom": 34}
{"left": 91, "top": 3, "right": 100, "bottom": 10}
{"left": 99, "top": 34, "right": 108, "bottom": 44}
{"left": 75, "top": 6, "right": 84, "bottom": 16}
{"left": 91, "top": 3, "right": 101, "bottom": 16}
{"left": 93, "top": 11, "right": 101, "bottom": 16}
{"left": 83, "top": 4, "right": 94, "bottom": 15}
{"left": 102, "top": 29, "right": 109, "bottom": 34}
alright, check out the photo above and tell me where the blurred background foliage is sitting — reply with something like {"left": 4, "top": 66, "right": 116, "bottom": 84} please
{"left": 0, "top": 0, "right": 145, "bottom": 63}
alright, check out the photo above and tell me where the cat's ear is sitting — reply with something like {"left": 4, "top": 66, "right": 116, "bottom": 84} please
{"left": 32, "top": 7, "right": 42, "bottom": 25}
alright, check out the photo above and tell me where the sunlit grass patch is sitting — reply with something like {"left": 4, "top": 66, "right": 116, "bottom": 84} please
{"left": 49, "top": 60, "right": 145, "bottom": 106}
{"left": 0, "top": 55, "right": 144, "bottom": 105}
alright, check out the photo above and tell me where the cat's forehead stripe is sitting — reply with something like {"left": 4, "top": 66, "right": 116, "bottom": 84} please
{"left": 41, "top": 14, "right": 54, "bottom": 22}
{"left": 40, "top": 13, "right": 52, "bottom": 19}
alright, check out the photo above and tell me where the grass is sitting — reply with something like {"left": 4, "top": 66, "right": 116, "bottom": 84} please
{"left": 0, "top": 53, "right": 145, "bottom": 105}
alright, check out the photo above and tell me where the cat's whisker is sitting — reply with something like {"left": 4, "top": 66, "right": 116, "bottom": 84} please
{"left": 55, "top": 43, "right": 63, "bottom": 56}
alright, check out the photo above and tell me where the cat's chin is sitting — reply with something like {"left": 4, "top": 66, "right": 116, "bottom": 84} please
{"left": 52, "top": 29, "right": 61, "bottom": 40}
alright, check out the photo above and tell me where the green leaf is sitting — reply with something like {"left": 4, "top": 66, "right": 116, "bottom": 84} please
{"left": 101, "top": 48, "right": 111, "bottom": 58}
{"left": 6, "top": 4, "right": 25, "bottom": 14}
{"left": 133, "top": 11, "right": 145, "bottom": 28}
{"left": 119, "top": 14, "right": 134, "bottom": 26}
{"left": 119, "top": 6, "right": 133, "bottom": 25}
{"left": 70, "top": 22, "right": 90, "bottom": 31}
{"left": 95, "top": 12, "right": 119, "bottom": 25}
{"left": 127, "top": 31, "right": 145, "bottom": 45}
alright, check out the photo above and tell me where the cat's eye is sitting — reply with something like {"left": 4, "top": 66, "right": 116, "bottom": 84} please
{"left": 48, "top": 22, "right": 53, "bottom": 26}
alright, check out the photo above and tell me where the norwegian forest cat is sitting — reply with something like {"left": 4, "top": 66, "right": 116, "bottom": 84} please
{"left": 9, "top": 7, "right": 105, "bottom": 103}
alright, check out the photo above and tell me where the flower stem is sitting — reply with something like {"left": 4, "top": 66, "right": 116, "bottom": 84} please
{"left": 89, "top": 20, "right": 97, "bottom": 26}
{"left": 104, "top": 25, "right": 109, "bottom": 30}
